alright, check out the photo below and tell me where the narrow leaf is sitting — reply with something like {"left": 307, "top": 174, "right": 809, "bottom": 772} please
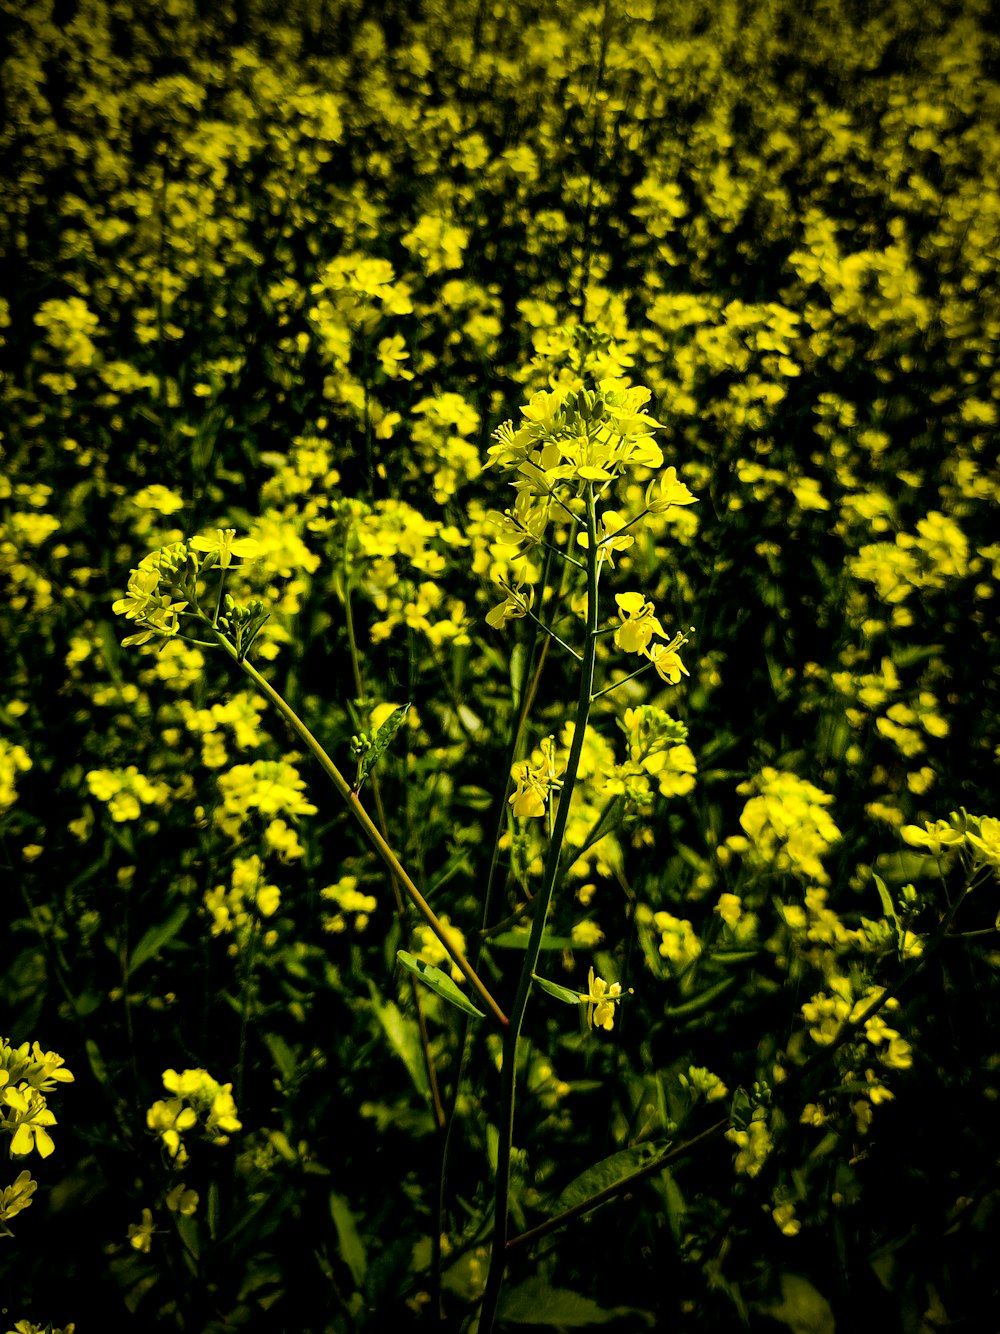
{"left": 368, "top": 980, "right": 432, "bottom": 1103}
{"left": 264, "top": 1032, "right": 297, "bottom": 1085}
{"left": 359, "top": 704, "right": 410, "bottom": 786}
{"left": 128, "top": 905, "right": 190, "bottom": 975}
{"left": 551, "top": 1143, "right": 660, "bottom": 1214}
{"left": 396, "top": 951, "right": 484, "bottom": 1018}
{"left": 873, "top": 873, "right": 905, "bottom": 956}
{"left": 489, "top": 932, "right": 575, "bottom": 950}
{"left": 533, "top": 974, "right": 584, "bottom": 1006}
{"left": 330, "top": 1190, "right": 368, "bottom": 1289}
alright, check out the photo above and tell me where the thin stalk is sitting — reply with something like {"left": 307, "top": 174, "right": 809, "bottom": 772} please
{"left": 478, "top": 484, "right": 601, "bottom": 1333}
{"left": 507, "top": 1116, "right": 731, "bottom": 1253}
{"left": 343, "top": 572, "right": 446, "bottom": 1129}
{"left": 523, "top": 606, "right": 584, "bottom": 660}
{"left": 220, "top": 639, "right": 508, "bottom": 1029}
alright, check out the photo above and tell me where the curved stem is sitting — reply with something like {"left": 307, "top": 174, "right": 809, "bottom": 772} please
{"left": 220, "top": 639, "right": 508, "bottom": 1029}
{"left": 343, "top": 574, "right": 446, "bottom": 1130}
{"left": 478, "top": 485, "right": 601, "bottom": 1332}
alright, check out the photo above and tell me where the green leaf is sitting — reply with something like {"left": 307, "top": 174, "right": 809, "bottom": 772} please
{"left": 264, "top": 1032, "right": 297, "bottom": 1085}
{"left": 358, "top": 704, "right": 410, "bottom": 787}
{"left": 663, "top": 975, "right": 737, "bottom": 1019}
{"left": 329, "top": 1190, "right": 367, "bottom": 1290}
{"left": 368, "top": 980, "right": 432, "bottom": 1103}
{"left": 873, "top": 873, "right": 905, "bottom": 957}
{"left": 128, "top": 905, "right": 190, "bottom": 975}
{"left": 659, "top": 1166, "right": 685, "bottom": 1245}
{"left": 498, "top": 1275, "right": 653, "bottom": 1326}
{"left": 533, "top": 974, "right": 584, "bottom": 1005}
{"left": 85, "top": 1038, "right": 107, "bottom": 1088}
{"left": 509, "top": 641, "right": 528, "bottom": 714}
{"left": 758, "top": 1272, "right": 835, "bottom": 1334}
{"left": 551, "top": 1143, "right": 660, "bottom": 1214}
{"left": 489, "top": 932, "right": 575, "bottom": 950}
{"left": 396, "top": 950, "right": 484, "bottom": 1018}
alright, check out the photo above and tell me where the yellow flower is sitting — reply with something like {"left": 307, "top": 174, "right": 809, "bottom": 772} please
{"left": 486, "top": 578, "right": 533, "bottom": 630}
{"left": 508, "top": 737, "right": 563, "bottom": 818}
{"left": 772, "top": 1202, "right": 801, "bottom": 1236}
{"left": 644, "top": 467, "right": 698, "bottom": 513}
{"left": 581, "top": 967, "right": 623, "bottom": 1031}
{"left": 5, "top": 1086, "right": 57, "bottom": 1158}
{"left": 165, "top": 1182, "right": 199, "bottom": 1216}
{"left": 613, "top": 592, "right": 666, "bottom": 655}
{"left": 189, "top": 529, "right": 260, "bottom": 569}
{"left": 0, "top": 1170, "right": 37, "bottom": 1227}
{"left": 966, "top": 816, "right": 1000, "bottom": 870}
{"left": 128, "top": 1207, "right": 156, "bottom": 1253}
{"left": 644, "top": 640, "right": 689, "bottom": 684}
{"left": 715, "top": 893, "right": 743, "bottom": 927}
{"left": 900, "top": 820, "right": 965, "bottom": 855}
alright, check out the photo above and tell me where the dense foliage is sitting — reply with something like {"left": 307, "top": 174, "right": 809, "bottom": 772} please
{"left": 2, "top": 0, "right": 999, "bottom": 1330}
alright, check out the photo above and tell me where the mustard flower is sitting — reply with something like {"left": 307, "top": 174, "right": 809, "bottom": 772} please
{"left": 580, "top": 967, "right": 623, "bottom": 1032}
{"left": 508, "top": 737, "right": 564, "bottom": 818}
{"left": 772, "top": 1202, "right": 801, "bottom": 1236}
{"left": 189, "top": 528, "right": 260, "bottom": 569}
{"left": 412, "top": 915, "right": 468, "bottom": 984}
{"left": 571, "top": 920, "right": 605, "bottom": 948}
{"left": 5, "top": 1086, "right": 57, "bottom": 1158}
{"left": 165, "top": 1182, "right": 199, "bottom": 1216}
{"left": 966, "top": 816, "right": 1000, "bottom": 871}
{"left": 715, "top": 893, "right": 743, "bottom": 927}
{"left": 644, "top": 467, "right": 699, "bottom": 513}
{"left": 644, "top": 639, "right": 689, "bottom": 684}
{"left": 0, "top": 1170, "right": 37, "bottom": 1228}
{"left": 653, "top": 912, "right": 702, "bottom": 971}
{"left": 726, "top": 1115, "right": 773, "bottom": 1177}
{"left": 147, "top": 1098, "right": 197, "bottom": 1160}
{"left": 128, "top": 1207, "right": 156, "bottom": 1253}
{"left": 485, "top": 578, "right": 534, "bottom": 631}
{"left": 613, "top": 592, "right": 666, "bottom": 655}
{"left": 575, "top": 509, "right": 635, "bottom": 569}
{"left": 900, "top": 820, "right": 966, "bottom": 856}
{"left": 111, "top": 567, "right": 162, "bottom": 621}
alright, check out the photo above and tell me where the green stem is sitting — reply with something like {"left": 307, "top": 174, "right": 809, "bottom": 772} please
{"left": 589, "top": 659, "right": 654, "bottom": 701}
{"left": 523, "top": 606, "right": 583, "bottom": 660}
{"left": 342, "top": 573, "right": 446, "bottom": 1130}
{"left": 478, "top": 485, "right": 601, "bottom": 1333}
{"left": 220, "top": 639, "right": 509, "bottom": 1030}
{"left": 506, "top": 1116, "right": 731, "bottom": 1254}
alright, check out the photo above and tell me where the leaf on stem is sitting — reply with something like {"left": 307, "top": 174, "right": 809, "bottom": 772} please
{"left": 396, "top": 950, "right": 485, "bottom": 1019}
{"left": 357, "top": 704, "right": 411, "bottom": 790}
{"left": 498, "top": 1274, "right": 654, "bottom": 1326}
{"left": 532, "top": 973, "right": 585, "bottom": 1005}
{"left": 550, "top": 1143, "right": 662, "bottom": 1214}
{"left": 127, "top": 905, "right": 190, "bottom": 975}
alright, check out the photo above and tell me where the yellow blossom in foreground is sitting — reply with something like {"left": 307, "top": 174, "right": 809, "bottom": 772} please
{"left": 580, "top": 967, "right": 623, "bottom": 1031}
{"left": 900, "top": 819, "right": 965, "bottom": 855}
{"left": 189, "top": 528, "right": 260, "bottom": 569}
{"left": 613, "top": 591, "right": 666, "bottom": 654}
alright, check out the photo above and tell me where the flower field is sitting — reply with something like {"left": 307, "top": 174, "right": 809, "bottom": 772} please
{"left": 2, "top": 0, "right": 999, "bottom": 1330}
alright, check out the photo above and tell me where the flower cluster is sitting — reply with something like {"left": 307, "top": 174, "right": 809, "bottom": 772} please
{"left": 146, "top": 1067, "right": 242, "bottom": 1168}
{"left": 0, "top": 1038, "right": 74, "bottom": 1236}
{"left": 724, "top": 768, "right": 842, "bottom": 885}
